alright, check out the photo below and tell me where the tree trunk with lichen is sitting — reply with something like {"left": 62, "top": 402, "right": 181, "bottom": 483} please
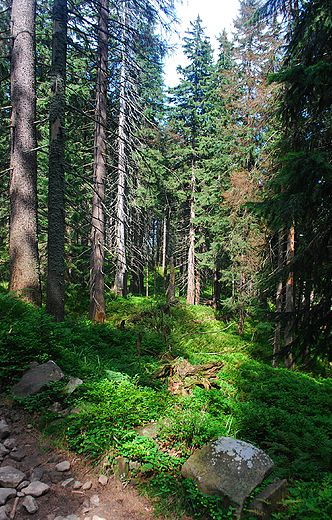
{"left": 284, "top": 225, "right": 295, "bottom": 370}
{"left": 186, "top": 166, "right": 196, "bottom": 305}
{"left": 46, "top": 0, "right": 67, "bottom": 321}
{"left": 89, "top": 0, "right": 108, "bottom": 322}
{"left": 114, "top": 0, "right": 127, "bottom": 297}
{"left": 9, "top": 0, "right": 41, "bottom": 306}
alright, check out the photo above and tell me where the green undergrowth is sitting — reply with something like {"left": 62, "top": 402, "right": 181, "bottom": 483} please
{"left": 1, "top": 291, "right": 332, "bottom": 519}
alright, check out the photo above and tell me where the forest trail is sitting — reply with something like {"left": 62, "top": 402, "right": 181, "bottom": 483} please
{"left": 0, "top": 403, "right": 163, "bottom": 520}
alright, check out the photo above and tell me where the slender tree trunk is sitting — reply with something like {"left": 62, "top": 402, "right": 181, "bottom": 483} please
{"left": 194, "top": 226, "right": 202, "bottom": 305}
{"left": 46, "top": 0, "right": 67, "bottom": 322}
{"left": 213, "top": 263, "right": 221, "bottom": 311}
{"left": 89, "top": 0, "right": 108, "bottom": 322}
{"left": 114, "top": 1, "right": 127, "bottom": 297}
{"left": 302, "top": 281, "right": 313, "bottom": 365}
{"left": 162, "top": 206, "right": 169, "bottom": 292}
{"left": 273, "top": 229, "right": 284, "bottom": 368}
{"left": 284, "top": 224, "right": 295, "bottom": 370}
{"left": 237, "top": 270, "right": 246, "bottom": 334}
{"left": 186, "top": 167, "right": 195, "bottom": 305}
{"left": 9, "top": 0, "right": 41, "bottom": 306}
{"left": 162, "top": 209, "right": 167, "bottom": 273}
{"left": 168, "top": 256, "right": 175, "bottom": 301}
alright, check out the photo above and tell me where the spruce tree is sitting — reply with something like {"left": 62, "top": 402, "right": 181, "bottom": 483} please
{"left": 9, "top": 0, "right": 42, "bottom": 305}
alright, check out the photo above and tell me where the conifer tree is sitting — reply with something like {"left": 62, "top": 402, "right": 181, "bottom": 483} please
{"left": 168, "top": 16, "right": 214, "bottom": 305}
{"left": 9, "top": 0, "right": 42, "bottom": 305}
{"left": 46, "top": 0, "right": 67, "bottom": 322}
{"left": 89, "top": 0, "right": 109, "bottom": 321}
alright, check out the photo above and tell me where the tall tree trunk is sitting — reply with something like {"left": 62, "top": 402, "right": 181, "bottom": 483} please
{"left": 237, "top": 270, "right": 246, "bottom": 334}
{"left": 168, "top": 256, "right": 175, "bottom": 301}
{"left": 195, "top": 225, "right": 204, "bottom": 305}
{"left": 273, "top": 229, "right": 284, "bottom": 368}
{"left": 284, "top": 224, "right": 295, "bottom": 370}
{"left": 114, "top": 1, "right": 127, "bottom": 297}
{"left": 46, "top": 0, "right": 67, "bottom": 322}
{"left": 89, "top": 0, "right": 108, "bottom": 322}
{"left": 213, "top": 263, "right": 221, "bottom": 311}
{"left": 162, "top": 206, "right": 169, "bottom": 292}
{"left": 9, "top": 0, "right": 41, "bottom": 306}
{"left": 302, "top": 281, "right": 313, "bottom": 365}
{"left": 186, "top": 166, "right": 195, "bottom": 305}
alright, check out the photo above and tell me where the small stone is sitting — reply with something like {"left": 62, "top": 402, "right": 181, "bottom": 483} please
{"left": 65, "top": 377, "right": 83, "bottom": 394}
{"left": 22, "top": 481, "right": 50, "bottom": 497}
{"left": 49, "top": 454, "right": 59, "bottom": 463}
{"left": 92, "top": 516, "right": 106, "bottom": 520}
{"left": 98, "top": 475, "right": 108, "bottom": 486}
{"left": 56, "top": 461, "right": 71, "bottom": 472}
{"left": 54, "top": 516, "right": 65, "bottom": 520}
{"left": 61, "top": 477, "right": 74, "bottom": 488}
{"left": 0, "top": 445, "right": 9, "bottom": 457}
{"left": 90, "top": 495, "right": 99, "bottom": 508}
{"left": 17, "top": 492, "right": 24, "bottom": 497}
{"left": 83, "top": 517, "right": 90, "bottom": 520}
{"left": 82, "top": 500, "right": 90, "bottom": 509}
{"left": 30, "top": 467, "right": 44, "bottom": 481}
{"left": 0, "top": 421, "right": 10, "bottom": 441}
{"left": 23, "top": 495, "right": 39, "bottom": 514}
{"left": 0, "top": 489, "right": 16, "bottom": 506}
{"left": 49, "top": 471, "right": 64, "bottom": 484}
{"left": 113, "top": 457, "right": 129, "bottom": 481}
{"left": 66, "top": 516, "right": 78, "bottom": 520}
{"left": 27, "top": 424, "right": 33, "bottom": 429}
{"left": 0, "top": 506, "right": 9, "bottom": 520}
{"left": 24, "top": 453, "right": 42, "bottom": 469}
{"left": 248, "top": 478, "right": 288, "bottom": 519}
{"left": 9, "top": 449, "right": 26, "bottom": 462}
{"left": 17, "top": 480, "right": 30, "bottom": 491}
{"left": 47, "top": 515, "right": 55, "bottom": 520}
{"left": 0, "top": 466, "right": 26, "bottom": 488}
{"left": 73, "top": 481, "right": 83, "bottom": 490}
{"left": 3, "top": 439, "right": 16, "bottom": 450}
{"left": 82, "top": 481, "right": 92, "bottom": 491}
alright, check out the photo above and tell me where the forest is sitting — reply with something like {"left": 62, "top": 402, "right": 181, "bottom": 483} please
{"left": 1, "top": 0, "right": 332, "bottom": 518}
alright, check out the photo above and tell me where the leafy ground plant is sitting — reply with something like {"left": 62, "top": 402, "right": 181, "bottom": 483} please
{"left": 2, "top": 293, "right": 332, "bottom": 520}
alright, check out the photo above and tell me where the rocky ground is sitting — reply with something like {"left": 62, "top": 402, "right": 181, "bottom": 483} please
{"left": 0, "top": 405, "right": 162, "bottom": 520}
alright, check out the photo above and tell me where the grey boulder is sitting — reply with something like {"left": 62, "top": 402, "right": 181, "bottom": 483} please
{"left": 11, "top": 360, "right": 64, "bottom": 398}
{"left": 0, "top": 489, "right": 16, "bottom": 506}
{"left": 0, "top": 466, "right": 26, "bottom": 488}
{"left": 0, "top": 444, "right": 9, "bottom": 457}
{"left": 22, "top": 495, "right": 39, "bottom": 514}
{"left": 181, "top": 436, "right": 274, "bottom": 519}
{"left": 0, "top": 420, "right": 10, "bottom": 441}
{"left": 22, "top": 481, "right": 50, "bottom": 497}
{"left": 0, "top": 506, "right": 9, "bottom": 520}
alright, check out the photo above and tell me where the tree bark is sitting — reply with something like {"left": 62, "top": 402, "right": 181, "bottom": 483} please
{"left": 273, "top": 229, "right": 284, "bottom": 368}
{"left": 168, "top": 255, "right": 175, "bottom": 301}
{"left": 213, "top": 263, "right": 221, "bottom": 311}
{"left": 162, "top": 206, "right": 170, "bottom": 293}
{"left": 9, "top": 0, "right": 41, "bottom": 306}
{"left": 46, "top": 0, "right": 67, "bottom": 322}
{"left": 284, "top": 224, "right": 295, "bottom": 370}
{"left": 89, "top": 0, "right": 108, "bottom": 322}
{"left": 114, "top": 0, "right": 127, "bottom": 297}
{"left": 186, "top": 167, "right": 195, "bottom": 305}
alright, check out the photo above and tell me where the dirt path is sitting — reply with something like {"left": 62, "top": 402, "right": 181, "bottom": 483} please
{"left": 0, "top": 403, "right": 163, "bottom": 520}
